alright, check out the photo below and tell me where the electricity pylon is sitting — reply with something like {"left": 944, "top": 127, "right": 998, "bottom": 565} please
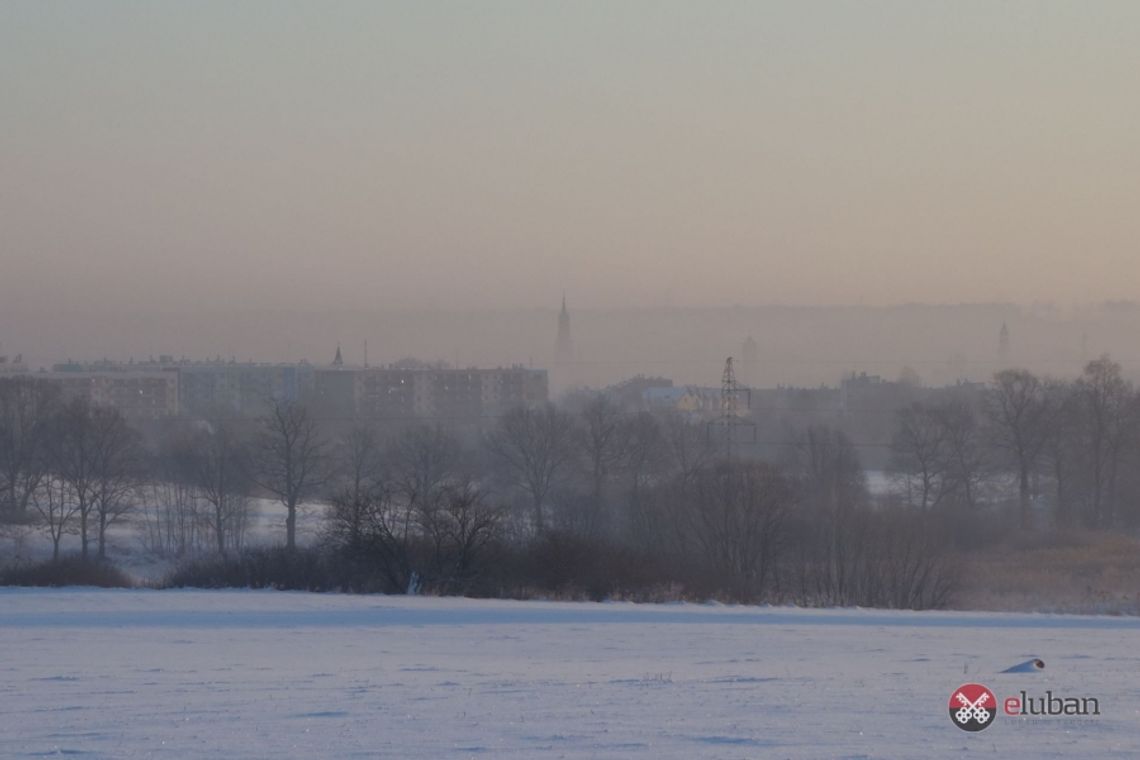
{"left": 707, "top": 356, "right": 756, "bottom": 459}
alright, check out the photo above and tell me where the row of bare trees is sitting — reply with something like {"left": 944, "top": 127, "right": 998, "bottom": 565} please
{"left": 0, "top": 379, "right": 139, "bottom": 560}
{"left": 139, "top": 420, "right": 255, "bottom": 557}
{"left": 19, "top": 356, "right": 1138, "bottom": 605}
{"left": 0, "top": 373, "right": 957, "bottom": 605}
{"left": 0, "top": 374, "right": 355, "bottom": 562}
{"left": 323, "top": 425, "right": 503, "bottom": 594}
{"left": 484, "top": 398, "right": 720, "bottom": 540}
{"left": 890, "top": 355, "right": 1140, "bottom": 531}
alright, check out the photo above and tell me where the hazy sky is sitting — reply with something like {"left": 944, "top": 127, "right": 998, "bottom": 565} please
{"left": 3, "top": 1, "right": 1140, "bottom": 313}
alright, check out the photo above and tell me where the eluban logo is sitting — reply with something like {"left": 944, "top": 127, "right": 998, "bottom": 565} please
{"left": 1004, "top": 691, "right": 1100, "bottom": 717}
{"left": 950, "top": 683, "right": 997, "bottom": 731}
{"left": 950, "top": 683, "right": 1102, "bottom": 731}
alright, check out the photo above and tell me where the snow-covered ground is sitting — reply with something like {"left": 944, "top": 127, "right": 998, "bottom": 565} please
{"left": 2, "top": 591, "right": 1138, "bottom": 758}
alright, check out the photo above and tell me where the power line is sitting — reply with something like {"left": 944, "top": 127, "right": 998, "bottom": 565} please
{"left": 190, "top": 408, "right": 899, "bottom": 450}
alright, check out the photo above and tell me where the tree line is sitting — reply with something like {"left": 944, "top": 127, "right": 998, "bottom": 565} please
{"left": 889, "top": 356, "right": 1140, "bottom": 532}
{"left": 2, "top": 355, "right": 1136, "bottom": 607}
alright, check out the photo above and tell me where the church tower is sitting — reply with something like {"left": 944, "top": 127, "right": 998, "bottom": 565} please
{"left": 555, "top": 295, "right": 574, "bottom": 363}
{"left": 998, "top": 322, "right": 1010, "bottom": 365}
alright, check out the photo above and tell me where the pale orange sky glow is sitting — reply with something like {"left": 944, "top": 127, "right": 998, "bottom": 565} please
{"left": 3, "top": 1, "right": 1140, "bottom": 313}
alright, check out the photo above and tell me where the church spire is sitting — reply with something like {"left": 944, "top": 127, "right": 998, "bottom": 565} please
{"left": 333, "top": 343, "right": 344, "bottom": 367}
{"left": 555, "top": 294, "right": 573, "bottom": 363}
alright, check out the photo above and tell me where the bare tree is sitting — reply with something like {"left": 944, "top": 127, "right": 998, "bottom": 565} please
{"left": 659, "top": 411, "right": 717, "bottom": 485}
{"left": 388, "top": 424, "right": 459, "bottom": 514}
{"left": 620, "top": 411, "right": 670, "bottom": 546}
{"left": 136, "top": 479, "right": 205, "bottom": 559}
{"left": 186, "top": 421, "right": 252, "bottom": 555}
{"left": 89, "top": 405, "right": 141, "bottom": 560}
{"left": 985, "top": 369, "right": 1057, "bottom": 528}
{"left": 934, "top": 399, "right": 989, "bottom": 513}
{"left": 484, "top": 405, "right": 577, "bottom": 534}
{"left": 0, "top": 377, "right": 59, "bottom": 521}
{"left": 863, "top": 509, "right": 957, "bottom": 610}
{"left": 575, "top": 395, "right": 629, "bottom": 537}
{"left": 795, "top": 426, "right": 866, "bottom": 514}
{"left": 1071, "top": 356, "right": 1138, "bottom": 528}
{"left": 30, "top": 477, "right": 77, "bottom": 560}
{"left": 890, "top": 403, "right": 948, "bottom": 511}
{"left": 1043, "top": 380, "right": 1079, "bottom": 527}
{"left": 420, "top": 480, "right": 505, "bottom": 593}
{"left": 326, "top": 425, "right": 385, "bottom": 550}
{"left": 255, "top": 399, "right": 328, "bottom": 550}
{"left": 360, "top": 483, "right": 418, "bottom": 592}
{"left": 675, "top": 460, "right": 793, "bottom": 602}
{"left": 325, "top": 425, "right": 465, "bottom": 592}
{"left": 51, "top": 398, "right": 139, "bottom": 560}
{"left": 789, "top": 425, "right": 868, "bottom": 602}
{"left": 138, "top": 429, "right": 209, "bottom": 558}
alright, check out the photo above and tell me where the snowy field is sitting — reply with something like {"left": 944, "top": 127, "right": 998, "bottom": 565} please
{"left": 2, "top": 591, "right": 1139, "bottom": 759}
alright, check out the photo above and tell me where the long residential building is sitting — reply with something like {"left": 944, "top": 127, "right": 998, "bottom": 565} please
{"left": 176, "top": 362, "right": 314, "bottom": 418}
{"left": 315, "top": 365, "right": 548, "bottom": 421}
{"left": 41, "top": 369, "right": 180, "bottom": 421}
{"left": 33, "top": 358, "right": 546, "bottom": 424}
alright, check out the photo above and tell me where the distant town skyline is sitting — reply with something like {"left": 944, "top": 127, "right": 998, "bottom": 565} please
{"left": 6, "top": 301, "right": 1140, "bottom": 394}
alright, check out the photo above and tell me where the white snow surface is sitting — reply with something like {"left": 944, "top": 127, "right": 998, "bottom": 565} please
{"left": 1, "top": 590, "right": 1138, "bottom": 759}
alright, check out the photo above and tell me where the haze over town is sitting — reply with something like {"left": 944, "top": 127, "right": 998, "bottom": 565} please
{"left": 4, "top": 4, "right": 1140, "bottom": 757}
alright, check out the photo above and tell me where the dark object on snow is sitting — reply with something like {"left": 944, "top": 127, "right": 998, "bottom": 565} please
{"left": 1001, "top": 658, "right": 1045, "bottom": 673}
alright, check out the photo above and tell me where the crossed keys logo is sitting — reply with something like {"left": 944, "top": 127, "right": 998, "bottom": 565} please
{"left": 956, "top": 692, "right": 989, "bottom": 723}
{"left": 949, "top": 684, "right": 997, "bottom": 731}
